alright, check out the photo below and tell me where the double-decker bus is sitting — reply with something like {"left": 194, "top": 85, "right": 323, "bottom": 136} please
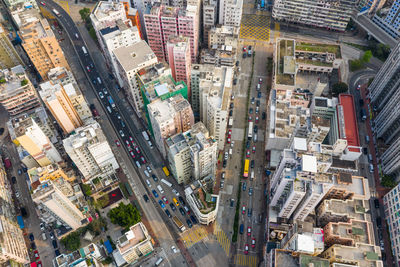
{"left": 243, "top": 159, "right": 250, "bottom": 178}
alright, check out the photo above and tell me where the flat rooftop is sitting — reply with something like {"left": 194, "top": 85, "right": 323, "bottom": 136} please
{"left": 117, "top": 223, "right": 146, "bottom": 253}
{"left": 295, "top": 42, "right": 341, "bottom": 58}
{"left": 338, "top": 94, "right": 360, "bottom": 147}
{"left": 113, "top": 41, "right": 156, "bottom": 72}
{"left": 276, "top": 39, "right": 296, "bottom": 86}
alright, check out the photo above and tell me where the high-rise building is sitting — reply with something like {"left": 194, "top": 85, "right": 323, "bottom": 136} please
{"left": 178, "top": 5, "right": 199, "bottom": 63}
{"left": 63, "top": 120, "right": 119, "bottom": 182}
{"left": 119, "top": 0, "right": 144, "bottom": 38}
{"left": 166, "top": 122, "right": 217, "bottom": 184}
{"left": 0, "top": 158, "right": 29, "bottom": 264}
{"left": 113, "top": 40, "right": 158, "bottom": 113}
{"left": 0, "top": 26, "right": 23, "bottom": 69}
{"left": 19, "top": 15, "right": 70, "bottom": 80}
{"left": 219, "top": 0, "right": 243, "bottom": 27}
{"left": 203, "top": 0, "right": 218, "bottom": 45}
{"left": 272, "top": 0, "right": 355, "bottom": 31}
{"left": 148, "top": 94, "right": 194, "bottom": 157}
{"left": 167, "top": 36, "right": 192, "bottom": 94}
{"left": 8, "top": 117, "right": 62, "bottom": 166}
{"left": 39, "top": 81, "right": 83, "bottom": 134}
{"left": 0, "top": 65, "right": 41, "bottom": 116}
{"left": 383, "top": 183, "right": 400, "bottom": 264}
{"left": 372, "top": 0, "right": 400, "bottom": 39}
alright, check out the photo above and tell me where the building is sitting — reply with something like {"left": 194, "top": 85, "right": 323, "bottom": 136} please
{"left": 28, "top": 164, "right": 76, "bottom": 184}
{"left": 200, "top": 45, "right": 237, "bottom": 67}
{"left": 63, "top": 120, "right": 119, "bottom": 182}
{"left": 177, "top": 5, "right": 199, "bottom": 63}
{"left": 219, "top": 0, "right": 243, "bottom": 27}
{"left": 208, "top": 25, "right": 239, "bottom": 49}
{"left": 53, "top": 243, "right": 104, "bottom": 267}
{"left": 113, "top": 222, "right": 154, "bottom": 265}
{"left": 166, "top": 122, "right": 217, "bottom": 184}
{"left": 119, "top": 0, "right": 143, "bottom": 38}
{"left": 372, "top": 0, "right": 400, "bottom": 40}
{"left": 19, "top": 14, "right": 70, "bottom": 80}
{"left": 203, "top": 0, "right": 218, "bottom": 45}
{"left": 31, "top": 179, "right": 87, "bottom": 230}
{"left": 185, "top": 176, "right": 220, "bottom": 225}
{"left": 383, "top": 184, "right": 400, "bottom": 264}
{"left": 190, "top": 64, "right": 233, "bottom": 149}
{"left": 272, "top": 0, "right": 355, "bottom": 31}
{"left": 3, "top": 0, "right": 37, "bottom": 10}
{"left": 0, "top": 65, "right": 41, "bottom": 116}
{"left": 8, "top": 116, "right": 62, "bottom": 166}
{"left": 324, "top": 173, "right": 371, "bottom": 200}
{"left": 113, "top": 40, "right": 158, "bottom": 113}
{"left": 167, "top": 36, "right": 191, "bottom": 94}
{"left": 148, "top": 94, "right": 194, "bottom": 157}
{"left": 39, "top": 81, "right": 83, "bottom": 134}
{"left": 0, "top": 158, "right": 29, "bottom": 265}
{"left": 0, "top": 26, "right": 23, "bottom": 69}
{"left": 266, "top": 250, "right": 329, "bottom": 267}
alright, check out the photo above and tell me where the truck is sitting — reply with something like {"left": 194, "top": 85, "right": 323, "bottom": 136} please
{"left": 228, "top": 117, "right": 234, "bottom": 128}
{"left": 3, "top": 158, "right": 11, "bottom": 169}
{"left": 107, "top": 96, "right": 116, "bottom": 108}
{"left": 52, "top": 9, "right": 61, "bottom": 17}
{"left": 142, "top": 130, "right": 150, "bottom": 141}
{"left": 172, "top": 216, "right": 186, "bottom": 232}
{"left": 82, "top": 46, "right": 88, "bottom": 55}
{"left": 360, "top": 108, "right": 367, "bottom": 121}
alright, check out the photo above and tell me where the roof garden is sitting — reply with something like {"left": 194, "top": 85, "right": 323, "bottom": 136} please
{"left": 295, "top": 42, "right": 341, "bottom": 59}
{"left": 276, "top": 39, "right": 296, "bottom": 86}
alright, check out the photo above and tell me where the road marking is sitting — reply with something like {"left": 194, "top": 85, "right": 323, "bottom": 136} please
{"left": 234, "top": 254, "right": 258, "bottom": 267}
{"left": 213, "top": 222, "right": 230, "bottom": 256}
{"left": 180, "top": 225, "right": 209, "bottom": 248}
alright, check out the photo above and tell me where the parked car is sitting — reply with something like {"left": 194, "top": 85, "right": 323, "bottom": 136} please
{"left": 29, "top": 233, "right": 35, "bottom": 241}
{"left": 374, "top": 199, "right": 380, "bottom": 209}
{"left": 52, "top": 240, "right": 58, "bottom": 249}
{"left": 143, "top": 194, "right": 149, "bottom": 202}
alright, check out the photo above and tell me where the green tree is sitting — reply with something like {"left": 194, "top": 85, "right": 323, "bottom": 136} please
{"left": 82, "top": 184, "right": 92, "bottom": 196}
{"left": 349, "top": 59, "right": 364, "bottom": 72}
{"left": 20, "top": 79, "right": 28, "bottom": 86}
{"left": 381, "top": 175, "right": 397, "bottom": 188}
{"left": 79, "top": 8, "right": 91, "bottom": 22}
{"left": 96, "top": 194, "right": 110, "bottom": 209}
{"left": 61, "top": 231, "right": 81, "bottom": 251}
{"left": 362, "top": 50, "right": 372, "bottom": 63}
{"left": 332, "top": 82, "right": 349, "bottom": 96}
{"left": 88, "top": 26, "right": 97, "bottom": 41}
{"left": 107, "top": 203, "right": 141, "bottom": 230}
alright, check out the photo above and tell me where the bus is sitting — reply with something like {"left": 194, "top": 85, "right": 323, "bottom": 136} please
{"left": 243, "top": 159, "right": 249, "bottom": 178}
{"left": 142, "top": 130, "right": 149, "bottom": 141}
{"left": 161, "top": 178, "right": 172, "bottom": 187}
{"left": 172, "top": 216, "right": 186, "bottom": 232}
{"left": 52, "top": 9, "right": 61, "bottom": 17}
{"left": 248, "top": 122, "right": 253, "bottom": 140}
{"left": 163, "top": 166, "right": 170, "bottom": 176}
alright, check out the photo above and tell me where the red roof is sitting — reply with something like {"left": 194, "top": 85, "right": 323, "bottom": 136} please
{"left": 338, "top": 94, "right": 360, "bottom": 147}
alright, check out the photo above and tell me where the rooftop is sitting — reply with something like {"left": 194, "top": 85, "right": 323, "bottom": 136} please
{"left": 338, "top": 94, "right": 360, "bottom": 147}
{"left": 295, "top": 42, "right": 341, "bottom": 59}
{"left": 117, "top": 222, "right": 149, "bottom": 254}
{"left": 324, "top": 243, "right": 382, "bottom": 267}
{"left": 92, "top": 1, "right": 124, "bottom": 21}
{"left": 0, "top": 65, "right": 30, "bottom": 97}
{"left": 276, "top": 39, "right": 296, "bottom": 86}
{"left": 113, "top": 41, "right": 156, "bottom": 72}
{"left": 320, "top": 198, "right": 370, "bottom": 222}
{"left": 332, "top": 174, "right": 370, "bottom": 199}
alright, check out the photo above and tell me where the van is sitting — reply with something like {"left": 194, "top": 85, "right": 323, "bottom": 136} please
{"left": 157, "top": 185, "right": 164, "bottom": 194}
{"left": 365, "top": 135, "right": 370, "bottom": 144}
{"left": 229, "top": 148, "right": 233, "bottom": 155}
{"left": 368, "top": 154, "right": 373, "bottom": 162}
{"left": 173, "top": 197, "right": 179, "bottom": 206}
{"left": 155, "top": 257, "right": 163, "bottom": 266}
{"left": 369, "top": 164, "right": 374, "bottom": 173}
{"left": 42, "top": 233, "right": 47, "bottom": 240}
{"left": 146, "top": 179, "right": 151, "bottom": 187}
{"left": 250, "top": 171, "right": 255, "bottom": 180}
{"left": 97, "top": 77, "right": 102, "bottom": 84}
{"left": 106, "top": 106, "right": 112, "bottom": 113}
{"left": 240, "top": 224, "right": 244, "bottom": 234}
{"left": 254, "top": 133, "right": 258, "bottom": 143}
{"left": 144, "top": 170, "right": 150, "bottom": 177}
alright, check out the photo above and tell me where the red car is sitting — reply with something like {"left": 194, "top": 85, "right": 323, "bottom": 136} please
{"left": 40, "top": 1, "right": 45, "bottom": 5}
{"left": 242, "top": 205, "right": 246, "bottom": 214}
{"left": 251, "top": 238, "right": 256, "bottom": 248}
{"left": 255, "top": 116, "right": 259, "bottom": 123}
{"left": 246, "top": 150, "right": 250, "bottom": 158}
{"left": 259, "top": 78, "right": 263, "bottom": 84}
{"left": 248, "top": 116, "right": 252, "bottom": 122}
{"left": 227, "top": 137, "right": 231, "bottom": 144}
{"left": 115, "top": 140, "right": 120, "bottom": 147}
{"left": 243, "top": 46, "right": 247, "bottom": 52}
{"left": 130, "top": 151, "right": 135, "bottom": 158}
{"left": 34, "top": 250, "right": 40, "bottom": 260}
{"left": 228, "top": 129, "right": 232, "bottom": 137}
{"left": 244, "top": 244, "right": 249, "bottom": 255}
{"left": 129, "top": 136, "right": 134, "bottom": 142}
{"left": 162, "top": 196, "right": 169, "bottom": 204}
{"left": 135, "top": 147, "right": 140, "bottom": 154}
{"left": 247, "top": 226, "right": 252, "bottom": 236}
{"left": 125, "top": 140, "right": 130, "bottom": 147}
{"left": 37, "top": 261, "right": 42, "bottom": 267}
{"left": 86, "top": 66, "right": 91, "bottom": 72}
{"left": 140, "top": 156, "right": 146, "bottom": 164}
{"left": 252, "top": 146, "right": 256, "bottom": 153}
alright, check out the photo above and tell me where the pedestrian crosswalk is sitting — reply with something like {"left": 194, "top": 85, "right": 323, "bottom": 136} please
{"left": 234, "top": 254, "right": 258, "bottom": 267}
{"left": 180, "top": 225, "right": 209, "bottom": 248}
{"left": 240, "top": 14, "right": 271, "bottom": 41}
{"left": 214, "top": 222, "right": 230, "bottom": 256}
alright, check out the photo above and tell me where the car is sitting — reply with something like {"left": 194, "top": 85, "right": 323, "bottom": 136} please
{"left": 357, "top": 84, "right": 361, "bottom": 90}
{"left": 11, "top": 176, "right": 16, "bottom": 184}
{"left": 230, "top": 198, "right": 235, "bottom": 208}
{"left": 86, "top": 66, "right": 91, "bottom": 72}
{"left": 251, "top": 97, "right": 255, "bottom": 105}
{"left": 186, "top": 219, "right": 193, "bottom": 228}
{"left": 246, "top": 150, "right": 250, "bottom": 158}
{"left": 143, "top": 194, "right": 149, "bottom": 202}
{"left": 229, "top": 110, "right": 233, "bottom": 116}
{"left": 251, "top": 160, "right": 255, "bottom": 168}
{"left": 20, "top": 207, "right": 27, "bottom": 217}
{"left": 55, "top": 249, "right": 60, "bottom": 257}
{"left": 382, "top": 252, "right": 386, "bottom": 261}
{"left": 246, "top": 141, "right": 250, "bottom": 149}
{"left": 169, "top": 203, "right": 176, "bottom": 211}
{"left": 171, "top": 245, "right": 178, "bottom": 253}
{"left": 374, "top": 199, "right": 380, "bottom": 209}
{"left": 233, "top": 79, "right": 237, "bottom": 85}
{"left": 179, "top": 196, "right": 185, "bottom": 205}
{"left": 115, "top": 140, "right": 120, "bottom": 147}
{"left": 259, "top": 78, "right": 263, "bottom": 84}
{"left": 129, "top": 136, "right": 134, "bottom": 142}
{"left": 135, "top": 147, "right": 141, "bottom": 154}
{"left": 103, "top": 88, "right": 108, "bottom": 94}
{"left": 243, "top": 46, "right": 247, "bottom": 52}
{"left": 152, "top": 174, "right": 158, "bottom": 182}
{"left": 29, "top": 233, "right": 35, "bottom": 241}
{"left": 230, "top": 103, "right": 234, "bottom": 109}
{"left": 125, "top": 140, "right": 130, "bottom": 147}
{"left": 224, "top": 152, "right": 229, "bottom": 160}
{"left": 223, "top": 160, "right": 227, "bottom": 168}
{"left": 140, "top": 156, "right": 146, "bottom": 164}
{"left": 49, "top": 232, "right": 54, "bottom": 240}
{"left": 146, "top": 166, "right": 152, "bottom": 173}
{"left": 257, "top": 91, "right": 262, "bottom": 98}
{"left": 190, "top": 215, "right": 198, "bottom": 224}
{"left": 18, "top": 169, "right": 22, "bottom": 175}
{"left": 227, "top": 137, "right": 231, "bottom": 143}
{"left": 184, "top": 205, "right": 190, "bottom": 214}
{"left": 119, "top": 130, "right": 125, "bottom": 137}
{"left": 248, "top": 187, "right": 253, "bottom": 196}
{"left": 31, "top": 242, "right": 36, "bottom": 250}
{"left": 363, "top": 147, "right": 368, "bottom": 154}
{"left": 242, "top": 182, "right": 247, "bottom": 191}
{"left": 244, "top": 244, "right": 249, "bottom": 254}
{"left": 251, "top": 238, "right": 256, "bottom": 248}
{"left": 248, "top": 116, "right": 252, "bottom": 122}
{"left": 242, "top": 205, "right": 246, "bottom": 214}
{"left": 262, "top": 112, "right": 266, "bottom": 120}
{"left": 256, "top": 106, "right": 259, "bottom": 113}
{"left": 249, "top": 108, "right": 253, "bottom": 114}
{"left": 165, "top": 209, "right": 172, "bottom": 218}
{"left": 221, "top": 172, "right": 226, "bottom": 180}
{"left": 152, "top": 190, "right": 159, "bottom": 198}
{"left": 256, "top": 100, "right": 260, "bottom": 107}
{"left": 92, "top": 79, "right": 96, "bottom": 85}
{"left": 255, "top": 116, "right": 259, "bottom": 123}
{"left": 158, "top": 200, "right": 165, "bottom": 208}
{"left": 172, "top": 189, "right": 180, "bottom": 196}
{"left": 247, "top": 226, "right": 252, "bottom": 236}
{"left": 252, "top": 146, "right": 256, "bottom": 153}
{"left": 248, "top": 208, "right": 252, "bottom": 217}
{"left": 34, "top": 250, "right": 40, "bottom": 260}
{"left": 179, "top": 207, "right": 186, "bottom": 216}
{"left": 236, "top": 61, "right": 240, "bottom": 66}
{"left": 52, "top": 240, "right": 58, "bottom": 249}
{"left": 129, "top": 151, "right": 135, "bottom": 158}
{"left": 228, "top": 129, "right": 232, "bottom": 136}
{"left": 40, "top": 1, "right": 45, "bottom": 5}
{"left": 40, "top": 223, "right": 45, "bottom": 231}
{"left": 162, "top": 196, "right": 169, "bottom": 204}
{"left": 220, "top": 180, "right": 225, "bottom": 189}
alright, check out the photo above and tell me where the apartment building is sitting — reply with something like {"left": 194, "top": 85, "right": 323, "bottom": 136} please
{"left": 113, "top": 222, "right": 154, "bottom": 265}
{"left": 166, "top": 122, "right": 217, "bottom": 184}
{"left": 203, "top": 0, "right": 218, "bottom": 45}
{"left": 324, "top": 173, "right": 371, "bottom": 200}
{"left": 63, "top": 120, "right": 119, "bottom": 182}
{"left": 266, "top": 250, "right": 329, "bottom": 267}
{"left": 8, "top": 117, "right": 62, "bottom": 166}
{"left": 200, "top": 45, "right": 237, "bottom": 67}
{"left": 177, "top": 5, "right": 199, "bottom": 63}
{"left": 0, "top": 158, "right": 29, "bottom": 264}
{"left": 219, "top": 0, "right": 243, "bottom": 27}
{"left": 54, "top": 243, "right": 104, "bottom": 267}
{"left": 113, "top": 41, "right": 158, "bottom": 113}
{"left": 372, "top": 0, "right": 400, "bottom": 39}
{"left": 31, "top": 179, "right": 87, "bottom": 230}
{"left": 0, "top": 26, "right": 23, "bottom": 69}
{"left": 148, "top": 95, "right": 194, "bottom": 157}
{"left": 383, "top": 184, "right": 400, "bottom": 264}
{"left": 0, "top": 65, "right": 41, "bottom": 116}
{"left": 272, "top": 0, "right": 355, "bottom": 31}
{"left": 19, "top": 14, "right": 69, "bottom": 80}
{"left": 119, "top": 0, "right": 143, "bottom": 38}
{"left": 167, "top": 36, "right": 192, "bottom": 93}
{"left": 39, "top": 81, "right": 83, "bottom": 134}
{"left": 208, "top": 25, "right": 239, "bottom": 49}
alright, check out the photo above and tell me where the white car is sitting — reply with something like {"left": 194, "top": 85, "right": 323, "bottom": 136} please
{"left": 172, "top": 189, "right": 180, "bottom": 196}
{"left": 40, "top": 223, "right": 45, "bottom": 231}
{"left": 99, "top": 91, "right": 104, "bottom": 98}
{"left": 171, "top": 246, "right": 178, "bottom": 253}
{"left": 15, "top": 190, "right": 20, "bottom": 198}
{"left": 146, "top": 166, "right": 152, "bottom": 173}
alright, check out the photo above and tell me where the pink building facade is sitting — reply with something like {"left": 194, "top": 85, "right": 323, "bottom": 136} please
{"left": 167, "top": 36, "right": 191, "bottom": 96}
{"left": 143, "top": 6, "right": 164, "bottom": 60}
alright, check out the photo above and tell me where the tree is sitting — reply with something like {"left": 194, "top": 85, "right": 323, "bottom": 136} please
{"left": 362, "top": 50, "right": 372, "bottom": 63}
{"left": 20, "top": 79, "right": 28, "bottom": 86}
{"left": 332, "top": 82, "right": 348, "bottom": 96}
{"left": 82, "top": 184, "right": 92, "bottom": 196}
{"left": 108, "top": 203, "right": 141, "bottom": 230}
{"left": 381, "top": 175, "right": 397, "bottom": 188}
{"left": 349, "top": 59, "right": 364, "bottom": 72}
{"left": 79, "top": 8, "right": 91, "bottom": 22}
{"left": 61, "top": 231, "right": 81, "bottom": 251}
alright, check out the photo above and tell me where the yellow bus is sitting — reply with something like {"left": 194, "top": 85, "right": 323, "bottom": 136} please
{"left": 243, "top": 159, "right": 249, "bottom": 178}
{"left": 163, "top": 166, "right": 170, "bottom": 176}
